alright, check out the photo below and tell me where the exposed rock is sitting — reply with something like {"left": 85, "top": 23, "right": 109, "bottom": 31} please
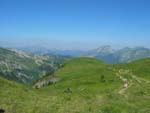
{"left": 34, "top": 77, "right": 59, "bottom": 89}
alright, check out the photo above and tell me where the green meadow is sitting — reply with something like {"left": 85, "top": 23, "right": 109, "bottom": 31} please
{"left": 0, "top": 58, "right": 150, "bottom": 113}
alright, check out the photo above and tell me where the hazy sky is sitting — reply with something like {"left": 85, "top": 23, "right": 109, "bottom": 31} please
{"left": 0, "top": 0, "right": 150, "bottom": 50}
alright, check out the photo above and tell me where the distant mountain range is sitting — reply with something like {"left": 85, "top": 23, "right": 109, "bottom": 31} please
{"left": 85, "top": 46, "right": 150, "bottom": 63}
{"left": 18, "top": 45, "right": 150, "bottom": 64}
{"left": 18, "top": 46, "right": 86, "bottom": 57}
{"left": 0, "top": 47, "right": 70, "bottom": 85}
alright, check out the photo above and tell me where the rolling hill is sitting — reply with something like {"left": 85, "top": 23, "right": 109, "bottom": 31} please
{"left": 0, "top": 58, "right": 150, "bottom": 113}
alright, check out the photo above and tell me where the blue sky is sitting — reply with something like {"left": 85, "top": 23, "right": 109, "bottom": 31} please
{"left": 0, "top": 0, "right": 150, "bottom": 49}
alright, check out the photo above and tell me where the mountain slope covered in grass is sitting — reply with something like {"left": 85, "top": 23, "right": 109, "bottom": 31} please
{"left": 0, "top": 58, "right": 150, "bottom": 113}
{"left": 0, "top": 47, "right": 70, "bottom": 85}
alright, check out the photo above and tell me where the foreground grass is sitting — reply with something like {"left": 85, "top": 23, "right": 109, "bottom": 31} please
{"left": 0, "top": 58, "right": 150, "bottom": 113}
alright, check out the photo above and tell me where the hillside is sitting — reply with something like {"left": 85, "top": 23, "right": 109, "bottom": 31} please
{"left": 0, "top": 47, "right": 70, "bottom": 85}
{"left": 114, "top": 58, "right": 150, "bottom": 79}
{"left": 0, "top": 58, "right": 150, "bottom": 113}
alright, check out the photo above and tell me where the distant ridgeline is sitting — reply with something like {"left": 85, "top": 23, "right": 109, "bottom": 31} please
{"left": 0, "top": 47, "right": 71, "bottom": 85}
{"left": 84, "top": 46, "right": 150, "bottom": 64}
{"left": 19, "top": 46, "right": 150, "bottom": 64}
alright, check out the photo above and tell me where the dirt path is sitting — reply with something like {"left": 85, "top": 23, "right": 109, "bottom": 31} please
{"left": 116, "top": 69, "right": 150, "bottom": 95}
{"left": 131, "top": 74, "right": 149, "bottom": 83}
{"left": 118, "top": 82, "right": 133, "bottom": 95}
{"left": 116, "top": 69, "right": 133, "bottom": 96}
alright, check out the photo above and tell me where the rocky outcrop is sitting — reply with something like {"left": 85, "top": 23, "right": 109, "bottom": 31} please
{"left": 34, "top": 77, "right": 59, "bottom": 89}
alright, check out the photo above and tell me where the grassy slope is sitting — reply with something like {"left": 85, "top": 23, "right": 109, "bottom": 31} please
{"left": 0, "top": 58, "right": 150, "bottom": 113}
{"left": 114, "top": 58, "right": 150, "bottom": 79}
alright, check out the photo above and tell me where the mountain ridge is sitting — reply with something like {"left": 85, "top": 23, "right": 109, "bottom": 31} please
{"left": 18, "top": 45, "right": 150, "bottom": 64}
{"left": 0, "top": 47, "right": 70, "bottom": 85}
